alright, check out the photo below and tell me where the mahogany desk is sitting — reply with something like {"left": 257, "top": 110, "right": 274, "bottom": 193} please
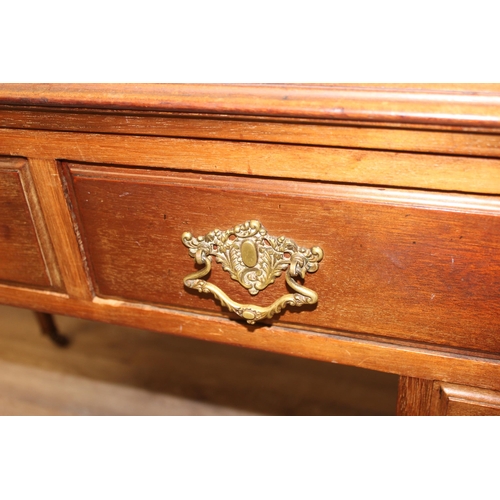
{"left": 1, "top": 84, "right": 500, "bottom": 415}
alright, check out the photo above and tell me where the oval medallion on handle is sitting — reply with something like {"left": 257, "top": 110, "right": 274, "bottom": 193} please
{"left": 182, "top": 220, "right": 323, "bottom": 324}
{"left": 241, "top": 240, "right": 258, "bottom": 267}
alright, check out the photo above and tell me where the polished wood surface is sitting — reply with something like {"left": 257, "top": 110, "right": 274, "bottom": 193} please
{"left": 65, "top": 164, "right": 500, "bottom": 355}
{"left": 28, "top": 158, "right": 91, "bottom": 299}
{"left": 430, "top": 383, "right": 500, "bottom": 416}
{"left": 397, "top": 377, "right": 434, "bottom": 416}
{"left": 397, "top": 377, "right": 500, "bottom": 416}
{"left": 2, "top": 107, "right": 500, "bottom": 158}
{"left": 1, "top": 283, "right": 500, "bottom": 393}
{"left": 0, "top": 84, "right": 499, "bottom": 415}
{"left": 2, "top": 128, "right": 500, "bottom": 194}
{"left": 0, "top": 157, "right": 59, "bottom": 289}
{"left": 1, "top": 83, "right": 500, "bottom": 127}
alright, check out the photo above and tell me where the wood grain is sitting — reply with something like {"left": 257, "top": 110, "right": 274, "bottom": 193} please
{"left": 1, "top": 284, "right": 500, "bottom": 393}
{"left": 398, "top": 378, "right": 500, "bottom": 415}
{"left": 396, "top": 376, "right": 434, "bottom": 415}
{"left": 28, "top": 158, "right": 92, "bottom": 299}
{"left": 430, "top": 382, "right": 500, "bottom": 416}
{"left": 1, "top": 85, "right": 500, "bottom": 415}
{"left": 1, "top": 128, "right": 500, "bottom": 194}
{"left": 0, "top": 157, "right": 54, "bottom": 288}
{"left": 64, "top": 164, "right": 500, "bottom": 355}
{"left": 1, "top": 84, "right": 500, "bottom": 128}
{"left": 2, "top": 107, "right": 500, "bottom": 158}
{"left": 17, "top": 160, "right": 63, "bottom": 290}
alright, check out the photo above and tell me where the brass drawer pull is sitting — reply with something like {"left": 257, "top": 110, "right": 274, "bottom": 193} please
{"left": 182, "top": 220, "right": 323, "bottom": 324}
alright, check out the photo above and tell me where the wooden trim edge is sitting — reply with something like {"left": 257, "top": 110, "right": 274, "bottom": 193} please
{"left": 1, "top": 84, "right": 500, "bottom": 128}
{"left": 1, "top": 284, "right": 499, "bottom": 392}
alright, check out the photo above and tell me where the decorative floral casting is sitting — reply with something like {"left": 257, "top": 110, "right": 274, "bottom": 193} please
{"left": 182, "top": 220, "right": 323, "bottom": 324}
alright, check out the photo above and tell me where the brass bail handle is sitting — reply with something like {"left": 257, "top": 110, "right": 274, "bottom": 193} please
{"left": 182, "top": 220, "right": 324, "bottom": 324}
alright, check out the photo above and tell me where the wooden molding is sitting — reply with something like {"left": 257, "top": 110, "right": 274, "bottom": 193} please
{"left": 2, "top": 128, "right": 500, "bottom": 195}
{"left": 0, "top": 157, "right": 61, "bottom": 290}
{"left": 430, "top": 382, "right": 500, "bottom": 416}
{"left": 397, "top": 377, "right": 500, "bottom": 415}
{"left": 28, "top": 158, "right": 93, "bottom": 299}
{"left": 1, "top": 84, "right": 500, "bottom": 128}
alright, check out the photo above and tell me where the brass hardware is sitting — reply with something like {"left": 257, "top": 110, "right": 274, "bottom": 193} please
{"left": 241, "top": 240, "right": 258, "bottom": 268}
{"left": 182, "top": 220, "right": 324, "bottom": 324}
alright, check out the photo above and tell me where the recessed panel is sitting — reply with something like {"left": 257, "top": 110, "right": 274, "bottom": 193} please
{"left": 65, "top": 162, "right": 500, "bottom": 355}
{"left": 0, "top": 157, "right": 52, "bottom": 288}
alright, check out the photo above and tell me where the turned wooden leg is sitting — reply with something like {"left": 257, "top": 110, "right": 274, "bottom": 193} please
{"left": 33, "top": 312, "right": 70, "bottom": 347}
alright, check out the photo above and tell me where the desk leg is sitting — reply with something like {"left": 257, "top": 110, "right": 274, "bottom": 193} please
{"left": 396, "top": 376, "right": 433, "bottom": 416}
{"left": 33, "top": 312, "right": 70, "bottom": 347}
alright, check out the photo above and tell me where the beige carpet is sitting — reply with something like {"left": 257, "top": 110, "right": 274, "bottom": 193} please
{"left": 0, "top": 305, "right": 398, "bottom": 415}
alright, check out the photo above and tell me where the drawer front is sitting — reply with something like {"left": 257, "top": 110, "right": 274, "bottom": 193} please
{"left": 431, "top": 383, "right": 500, "bottom": 416}
{"left": 64, "top": 162, "right": 500, "bottom": 355}
{"left": 0, "top": 157, "right": 54, "bottom": 289}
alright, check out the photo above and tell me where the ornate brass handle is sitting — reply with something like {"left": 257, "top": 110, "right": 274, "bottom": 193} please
{"left": 182, "top": 220, "right": 323, "bottom": 324}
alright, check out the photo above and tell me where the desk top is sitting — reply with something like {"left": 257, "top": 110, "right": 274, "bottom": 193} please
{"left": 1, "top": 83, "right": 500, "bottom": 128}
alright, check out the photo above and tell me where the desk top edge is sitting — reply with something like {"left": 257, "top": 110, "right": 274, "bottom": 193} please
{"left": 1, "top": 84, "right": 500, "bottom": 128}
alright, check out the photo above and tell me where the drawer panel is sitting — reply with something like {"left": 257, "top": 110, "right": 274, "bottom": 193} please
{"left": 0, "top": 157, "right": 53, "bottom": 288}
{"left": 64, "top": 162, "right": 500, "bottom": 355}
{"left": 431, "top": 383, "right": 500, "bottom": 416}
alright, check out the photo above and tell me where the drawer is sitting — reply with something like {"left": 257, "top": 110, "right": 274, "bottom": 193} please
{"left": 63, "top": 162, "right": 500, "bottom": 355}
{"left": 0, "top": 157, "right": 59, "bottom": 289}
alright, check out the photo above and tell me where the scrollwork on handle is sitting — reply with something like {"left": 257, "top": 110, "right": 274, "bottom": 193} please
{"left": 182, "top": 220, "right": 323, "bottom": 324}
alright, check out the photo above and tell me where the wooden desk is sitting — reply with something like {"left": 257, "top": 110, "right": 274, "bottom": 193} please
{"left": 1, "top": 84, "right": 500, "bottom": 415}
